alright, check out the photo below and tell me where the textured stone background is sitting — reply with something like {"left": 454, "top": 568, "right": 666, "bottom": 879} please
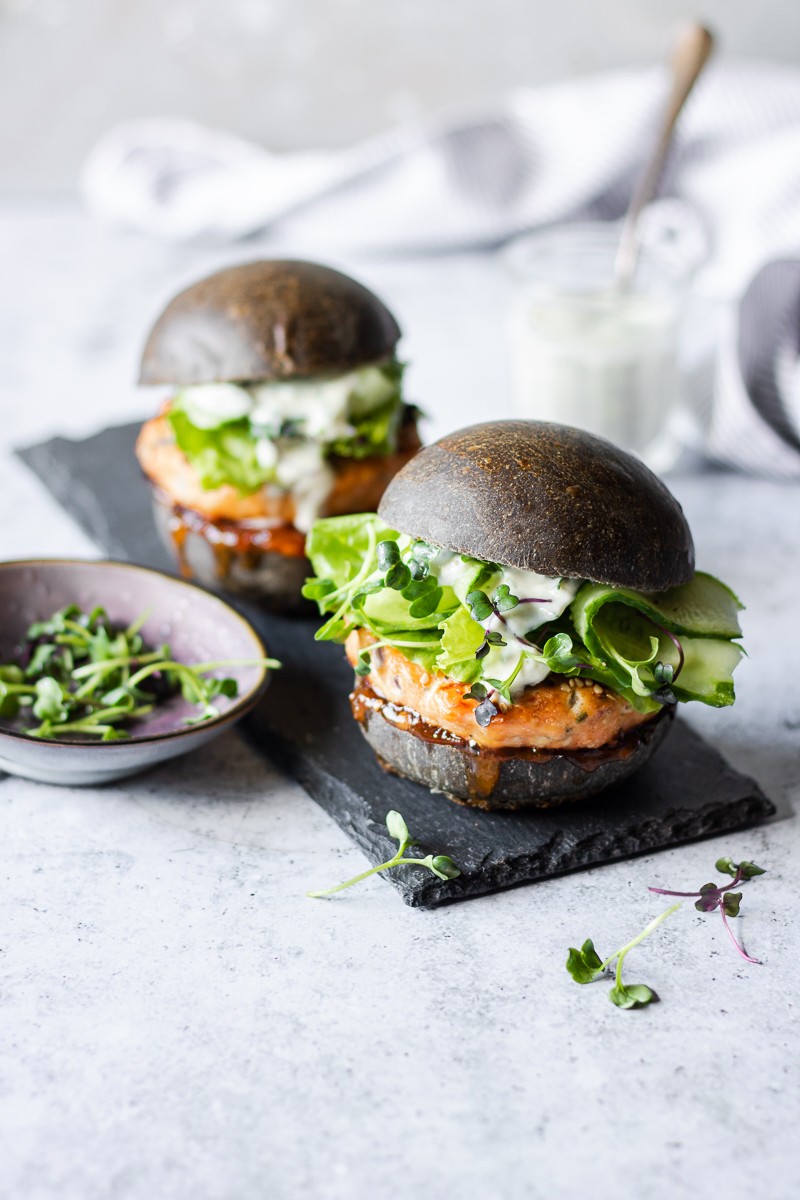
{"left": 1, "top": 0, "right": 800, "bottom": 191}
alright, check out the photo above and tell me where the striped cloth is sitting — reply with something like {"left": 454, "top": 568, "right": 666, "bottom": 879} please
{"left": 82, "top": 61, "right": 800, "bottom": 476}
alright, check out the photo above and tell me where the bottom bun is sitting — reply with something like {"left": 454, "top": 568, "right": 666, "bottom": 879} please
{"left": 150, "top": 490, "right": 311, "bottom": 610}
{"left": 351, "top": 680, "right": 673, "bottom": 810}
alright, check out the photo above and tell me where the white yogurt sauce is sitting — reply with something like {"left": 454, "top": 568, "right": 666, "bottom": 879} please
{"left": 250, "top": 377, "right": 355, "bottom": 443}
{"left": 177, "top": 364, "right": 398, "bottom": 531}
{"left": 274, "top": 442, "right": 335, "bottom": 534}
{"left": 180, "top": 383, "right": 254, "bottom": 429}
{"left": 430, "top": 550, "right": 581, "bottom": 698}
{"left": 508, "top": 289, "right": 680, "bottom": 458}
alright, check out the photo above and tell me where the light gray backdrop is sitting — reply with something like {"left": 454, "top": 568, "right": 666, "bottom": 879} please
{"left": 2, "top": 0, "right": 799, "bottom": 192}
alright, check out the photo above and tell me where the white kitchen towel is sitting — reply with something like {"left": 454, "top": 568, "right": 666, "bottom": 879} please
{"left": 82, "top": 60, "right": 800, "bottom": 476}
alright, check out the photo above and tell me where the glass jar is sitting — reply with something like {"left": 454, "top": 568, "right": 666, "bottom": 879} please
{"left": 504, "top": 223, "right": 693, "bottom": 471}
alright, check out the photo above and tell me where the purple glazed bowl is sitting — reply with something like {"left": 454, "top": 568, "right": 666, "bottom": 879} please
{"left": 0, "top": 560, "right": 270, "bottom": 785}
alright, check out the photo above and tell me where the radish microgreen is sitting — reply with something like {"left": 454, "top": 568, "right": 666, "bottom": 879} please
{"left": 567, "top": 854, "right": 767, "bottom": 1009}
{"left": 461, "top": 682, "right": 499, "bottom": 726}
{"left": 306, "top": 809, "right": 461, "bottom": 898}
{"left": 649, "top": 856, "right": 766, "bottom": 963}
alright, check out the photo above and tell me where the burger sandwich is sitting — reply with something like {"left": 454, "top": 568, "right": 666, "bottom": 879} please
{"left": 136, "top": 259, "right": 420, "bottom": 607}
{"left": 303, "top": 420, "right": 744, "bottom": 809}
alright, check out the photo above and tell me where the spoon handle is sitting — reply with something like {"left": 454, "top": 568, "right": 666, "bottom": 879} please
{"left": 614, "top": 23, "right": 714, "bottom": 287}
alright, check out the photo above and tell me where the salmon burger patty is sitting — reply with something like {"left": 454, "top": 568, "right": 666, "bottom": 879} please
{"left": 346, "top": 630, "right": 655, "bottom": 752}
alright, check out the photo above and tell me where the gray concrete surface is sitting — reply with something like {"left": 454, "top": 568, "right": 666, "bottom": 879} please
{"left": 2, "top": 0, "right": 800, "bottom": 191}
{"left": 0, "top": 201, "right": 799, "bottom": 1199}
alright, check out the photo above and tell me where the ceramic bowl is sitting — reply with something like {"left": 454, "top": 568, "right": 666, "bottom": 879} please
{"left": 0, "top": 559, "right": 270, "bottom": 786}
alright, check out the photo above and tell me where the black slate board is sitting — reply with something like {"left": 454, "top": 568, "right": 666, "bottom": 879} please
{"left": 17, "top": 423, "right": 775, "bottom": 907}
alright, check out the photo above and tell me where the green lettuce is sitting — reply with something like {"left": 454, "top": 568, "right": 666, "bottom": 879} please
{"left": 326, "top": 396, "right": 407, "bottom": 460}
{"left": 303, "top": 513, "right": 744, "bottom": 712}
{"left": 168, "top": 408, "right": 272, "bottom": 494}
{"left": 436, "top": 607, "right": 485, "bottom": 683}
{"left": 327, "top": 361, "right": 408, "bottom": 459}
{"left": 304, "top": 513, "right": 396, "bottom": 588}
{"left": 167, "top": 359, "right": 407, "bottom": 494}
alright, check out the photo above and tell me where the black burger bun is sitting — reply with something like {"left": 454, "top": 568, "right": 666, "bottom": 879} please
{"left": 139, "top": 259, "right": 401, "bottom": 386}
{"left": 356, "top": 688, "right": 673, "bottom": 810}
{"left": 378, "top": 419, "right": 694, "bottom": 592}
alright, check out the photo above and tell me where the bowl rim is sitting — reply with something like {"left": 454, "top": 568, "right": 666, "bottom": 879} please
{"left": 0, "top": 557, "right": 270, "bottom": 749}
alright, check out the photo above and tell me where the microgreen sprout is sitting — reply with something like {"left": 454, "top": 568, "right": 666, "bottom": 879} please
{"left": 373, "top": 539, "right": 444, "bottom": 613}
{"left": 492, "top": 584, "right": 519, "bottom": 613}
{"left": 567, "top": 854, "right": 767, "bottom": 1010}
{"left": 462, "top": 682, "right": 499, "bottom": 727}
{"left": 649, "top": 857, "right": 766, "bottom": 964}
{"left": 652, "top": 661, "right": 677, "bottom": 704}
{"left": 566, "top": 903, "right": 681, "bottom": 1009}
{"left": 306, "top": 810, "right": 461, "bottom": 898}
{"left": 475, "top": 629, "right": 507, "bottom": 660}
{"left": 466, "top": 586, "right": 549, "bottom": 632}
{"left": 0, "top": 604, "right": 279, "bottom": 741}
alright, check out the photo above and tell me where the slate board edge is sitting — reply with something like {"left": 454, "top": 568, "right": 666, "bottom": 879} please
{"left": 247, "top": 717, "right": 776, "bottom": 909}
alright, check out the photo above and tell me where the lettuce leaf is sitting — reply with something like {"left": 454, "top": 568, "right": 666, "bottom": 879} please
{"left": 435, "top": 607, "right": 486, "bottom": 683}
{"left": 359, "top": 583, "right": 458, "bottom": 633}
{"left": 303, "top": 514, "right": 744, "bottom": 711}
{"left": 305, "top": 514, "right": 398, "bottom": 592}
{"left": 168, "top": 408, "right": 271, "bottom": 494}
{"left": 326, "top": 396, "right": 406, "bottom": 460}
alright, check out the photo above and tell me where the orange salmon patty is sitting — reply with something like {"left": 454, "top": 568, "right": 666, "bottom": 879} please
{"left": 136, "top": 406, "right": 421, "bottom": 525}
{"left": 346, "top": 629, "right": 655, "bottom": 751}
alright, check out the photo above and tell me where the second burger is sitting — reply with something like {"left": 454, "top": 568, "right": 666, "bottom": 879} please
{"left": 136, "top": 259, "right": 421, "bottom": 607}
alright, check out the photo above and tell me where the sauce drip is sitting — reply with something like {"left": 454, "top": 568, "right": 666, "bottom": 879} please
{"left": 350, "top": 678, "right": 663, "bottom": 800}
{"left": 164, "top": 498, "right": 307, "bottom": 580}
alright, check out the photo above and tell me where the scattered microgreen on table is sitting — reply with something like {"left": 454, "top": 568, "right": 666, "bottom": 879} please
{"left": 567, "top": 903, "right": 681, "bottom": 1009}
{"left": 649, "top": 856, "right": 766, "bottom": 963}
{"left": 566, "top": 855, "right": 767, "bottom": 1009}
{"left": 306, "top": 810, "right": 461, "bottom": 898}
{"left": 0, "top": 604, "right": 278, "bottom": 740}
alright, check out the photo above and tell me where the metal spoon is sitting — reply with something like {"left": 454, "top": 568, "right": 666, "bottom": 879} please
{"left": 614, "top": 22, "right": 715, "bottom": 288}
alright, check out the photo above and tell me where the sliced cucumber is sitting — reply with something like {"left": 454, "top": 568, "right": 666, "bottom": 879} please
{"left": 672, "top": 637, "right": 743, "bottom": 707}
{"left": 571, "top": 576, "right": 743, "bottom": 709}
{"left": 646, "top": 572, "right": 743, "bottom": 638}
{"left": 571, "top": 571, "right": 742, "bottom": 640}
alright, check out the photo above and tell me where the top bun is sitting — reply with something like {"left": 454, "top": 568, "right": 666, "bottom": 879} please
{"left": 139, "top": 260, "right": 401, "bottom": 386}
{"left": 378, "top": 420, "right": 695, "bottom": 592}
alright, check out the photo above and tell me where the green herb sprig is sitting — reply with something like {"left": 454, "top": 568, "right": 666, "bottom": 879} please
{"left": 567, "top": 903, "right": 681, "bottom": 1008}
{"left": 307, "top": 810, "right": 461, "bottom": 898}
{"left": 567, "top": 855, "right": 766, "bottom": 1009}
{"left": 0, "top": 604, "right": 278, "bottom": 740}
{"left": 460, "top": 584, "right": 591, "bottom": 726}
